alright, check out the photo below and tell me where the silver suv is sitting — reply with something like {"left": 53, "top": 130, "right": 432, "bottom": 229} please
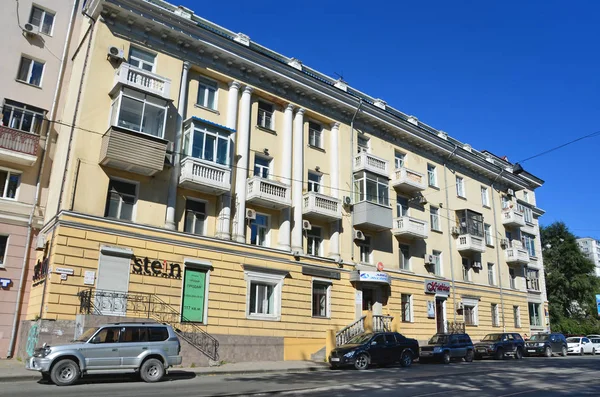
{"left": 25, "top": 323, "right": 182, "bottom": 386}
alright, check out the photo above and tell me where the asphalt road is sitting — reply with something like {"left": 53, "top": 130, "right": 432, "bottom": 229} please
{"left": 4, "top": 356, "right": 600, "bottom": 397}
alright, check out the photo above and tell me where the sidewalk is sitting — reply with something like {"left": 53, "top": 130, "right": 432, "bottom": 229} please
{"left": 0, "top": 358, "right": 330, "bottom": 383}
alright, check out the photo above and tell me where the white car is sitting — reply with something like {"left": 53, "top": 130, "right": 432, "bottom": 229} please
{"left": 586, "top": 334, "right": 600, "bottom": 339}
{"left": 566, "top": 337, "right": 596, "bottom": 355}
{"left": 590, "top": 337, "right": 600, "bottom": 353}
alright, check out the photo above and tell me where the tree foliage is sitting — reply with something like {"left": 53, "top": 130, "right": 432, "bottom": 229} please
{"left": 541, "top": 222, "right": 600, "bottom": 334}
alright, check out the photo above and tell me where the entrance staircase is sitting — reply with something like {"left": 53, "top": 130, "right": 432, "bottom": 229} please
{"left": 78, "top": 288, "right": 219, "bottom": 361}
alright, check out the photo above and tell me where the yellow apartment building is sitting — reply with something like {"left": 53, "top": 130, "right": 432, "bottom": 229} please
{"left": 24, "top": 0, "right": 548, "bottom": 363}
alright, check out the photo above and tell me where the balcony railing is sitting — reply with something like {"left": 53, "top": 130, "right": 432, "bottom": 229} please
{"left": 391, "top": 216, "right": 429, "bottom": 239}
{"left": 505, "top": 240, "right": 530, "bottom": 264}
{"left": 0, "top": 125, "right": 39, "bottom": 165}
{"left": 391, "top": 167, "right": 426, "bottom": 192}
{"left": 457, "top": 234, "right": 486, "bottom": 253}
{"left": 302, "top": 191, "right": 342, "bottom": 221}
{"left": 501, "top": 208, "right": 526, "bottom": 228}
{"left": 179, "top": 157, "right": 231, "bottom": 194}
{"left": 246, "top": 176, "right": 291, "bottom": 209}
{"left": 353, "top": 152, "right": 389, "bottom": 177}
{"left": 113, "top": 63, "right": 171, "bottom": 100}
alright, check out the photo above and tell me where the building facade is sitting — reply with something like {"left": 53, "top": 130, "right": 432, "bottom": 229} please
{"left": 576, "top": 238, "right": 600, "bottom": 277}
{"left": 0, "top": 0, "right": 79, "bottom": 357}
{"left": 24, "top": 0, "right": 548, "bottom": 363}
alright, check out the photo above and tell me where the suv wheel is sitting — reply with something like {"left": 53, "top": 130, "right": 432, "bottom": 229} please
{"left": 495, "top": 348, "right": 504, "bottom": 360}
{"left": 140, "top": 358, "right": 165, "bottom": 383}
{"left": 515, "top": 348, "right": 523, "bottom": 360}
{"left": 561, "top": 346, "right": 567, "bottom": 356}
{"left": 50, "top": 359, "right": 80, "bottom": 386}
{"left": 400, "top": 350, "right": 413, "bottom": 367}
{"left": 545, "top": 347, "right": 552, "bottom": 358}
{"left": 465, "top": 350, "right": 474, "bottom": 363}
{"left": 442, "top": 351, "right": 451, "bottom": 365}
{"left": 354, "top": 353, "right": 369, "bottom": 370}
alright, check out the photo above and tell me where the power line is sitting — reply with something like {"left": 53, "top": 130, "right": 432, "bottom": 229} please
{"left": 516, "top": 130, "right": 600, "bottom": 165}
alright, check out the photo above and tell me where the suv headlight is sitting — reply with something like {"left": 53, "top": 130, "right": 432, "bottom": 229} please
{"left": 538, "top": 343, "right": 545, "bottom": 347}
{"left": 433, "top": 347, "right": 442, "bottom": 353}
{"left": 34, "top": 347, "right": 51, "bottom": 358}
{"left": 344, "top": 351, "right": 356, "bottom": 358}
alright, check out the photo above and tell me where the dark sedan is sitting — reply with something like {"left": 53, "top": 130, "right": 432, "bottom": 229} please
{"left": 329, "top": 332, "right": 419, "bottom": 370}
{"left": 525, "top": 333, "right": 568, "bottom": 357}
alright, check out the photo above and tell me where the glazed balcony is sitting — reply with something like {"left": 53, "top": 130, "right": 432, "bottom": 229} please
{"left": 353, "top": 201, "right": 393, "bottom": 231}
{"left": 391, "top": 167, "right": 426, "bottom": 193}
{"left": 501, "top": 208, "right": 525, "bottom": 228}
{"left": 179, "top": 157, "right": 231, "bottom": 195}
{"left": 353, "top": 152, "right": 389, "bottom": 177}
{"left": 246, "top": 176, "right": 291, "bottom": 209}
{"left": 505, "top": 241, "right": 530, "bottom": 264}
{"left": 456, "top": 234, "right": 486, "bottom": 253}
{"left": 111, "top": 63, "right": 171, "bottom": 100}
{"left": 0, "top": 125, "right": 39, "bottom": 165}
{"left": 391, "top": 216, "right": 429, "bottom": 239}
{"left": 302, "top": 191, "right": 342, "bottom": 221}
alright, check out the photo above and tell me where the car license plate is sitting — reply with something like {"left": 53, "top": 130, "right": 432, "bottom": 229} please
{"left": 477, "top": 348, "right": 486, "bottom": 352}
{"left": 421, "top": 351, "right": 431, "bottom": 356}
{"left": 528, "top": 349, "right": 535, "bottom": 353}
{"left": 330, "top": 358, "right": 340, "bottom": 362}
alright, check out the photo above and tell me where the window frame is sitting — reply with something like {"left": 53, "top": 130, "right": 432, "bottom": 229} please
{"left": 307, "top": 171, "right": 321, "bottom": 193}
{"left": 0, "top": 235, "right": 8, "bottom": 268}
{"left": 509, "top": 268, "right": 516, "bottom": 289}
{"left": 183, "top": 123, "right": 231, "bottom": 166}
{"left": 357, "top": 135, "right": 369, "bottom": 153}
{"left": 399, "top": 244, "right": 410, "bottom": 271}
{"left": 183, "top": 198, "right": 207, "bottom": 236}
{"left": 306, "top": 226, "right": 323, "bottom": 257}
{"left": 0, "top": 168, "right": 21, "bottom": 200}
{"left": 308, "top": 121, "right": 323, "bottom": 149}
{"left": 111, "top": 88, "right": 168, "bottom": 139}
{"left": 481, "top": 186, "right": 489, "bottom": 207}
{"left": 526, "top": 268, "right": 540, "bottom": 291}
{"left": 484, "top": 223, "right": 493, "bottom": 246}
{"left": 16, "top": 56, "right": 45, "bottom": 87}
{"left": 487, "top": 263, "right": 496, "bottom": 286}
{"left": 197, "top": 76, "right": 219, "bottom": 111}
{"left": 244, "top": 270, "right": 285, "bottom": 321}
{"left": 462, "top": 257, "right": 471, "bottom": 282}
{"left": 401, "top": 293, "right": 413, "bottom": 323}
{"left": 253, "top": 155, "right": 272, "bottom": 179}
{"left": 311, "top": 278, "right": 332, "bottom": 318}
{"left": 523, "top": 206, "right": 534, "bottom": 224}
{"left": 353, "top": 171, "right": 389, "bottom": 206}
{"left": 128, "top": 46, "right": 157, "bottom": 73}
{"left": 432, "top": 250, "right": 442, "bottom": 276}
{"left": 427, "top": 164, "right": 437, "bottom": 187}
{"left": 257, "top": 100, "right": 275, "bottom": 130}
{"left": 249, "top": 213, "right": 270, "bottom": 247}
{"left": 463, "top": 300, "right": 478, "bottom": 326}
{"left": 430, "top": 206, "right": 441, "bottom": 232}
{"left": 1, "top": 100, "right": 45, "bottom": 134}
{"left": 528, "top": 302, "right": 541, "bottom": 327}
{"left": 394, "top": 151, "right": 406, "bottom": 169}
{"left": 396, "top": 195, "right": 409, "bottom": 217}
{"left": 104, "top": 178, "right": 138, "bottom": 221}
{"left": 522, "top": 233, "right": 536, "bottom": 257}
{"left": 29, "top": 5, "right": 56, "bottom": 36}
{"left": 456, "top": 176, "right": 466, "bottom": 198}
{"left": 357, "top": 235, "right": 372, "bottom": 264}
{"left": 491, "top": 303, "right": 500, "bottom": 327}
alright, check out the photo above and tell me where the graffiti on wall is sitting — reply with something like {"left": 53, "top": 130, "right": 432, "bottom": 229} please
{"left": 25, "top": 322, "right": 40, "bottom": 357}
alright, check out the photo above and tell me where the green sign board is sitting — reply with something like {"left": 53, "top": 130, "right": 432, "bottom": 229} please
{"left": 181, "top": 269, "right": 206, "bottom": 322}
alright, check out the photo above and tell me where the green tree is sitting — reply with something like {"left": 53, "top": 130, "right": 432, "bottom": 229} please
{"left": 541, "top": 222, "right": 600, "bottom": 334}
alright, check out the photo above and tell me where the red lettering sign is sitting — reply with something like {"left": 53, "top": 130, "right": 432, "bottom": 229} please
{"left": 425, "top": 280, "right": 450, "bottom": 294}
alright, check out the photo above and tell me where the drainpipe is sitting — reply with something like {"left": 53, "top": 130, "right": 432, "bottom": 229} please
{"left": 7, "top": 0, "right": 80, "bottom": 358}
{"left": 443, "top": 145, "right": 458, "bottom": 323}
{"left": 349, "top": 99, "right": 362, "bottom": 263}
{"left": 490, "top": 169, "right": 506, "bottom": 331}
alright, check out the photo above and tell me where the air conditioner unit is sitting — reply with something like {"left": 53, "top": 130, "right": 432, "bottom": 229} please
{"left": 418, "top": 196, "right": 428, "bottom": 205}
{"left": 107, "top": 46, "right": 125, "bottom": 61}
{"left": 34, "top": 234, "right": 46, "bottom": 251}
{"left": 343, "top": 196, "right": 352, "bottom": 206}
{"left": 353, "top": 229, "right": 365, "bottom": 241}
{"left": 473, "top": 261, "right": 482, "bottom": 269}
{"left": 424, "top": 254, "right": 435, "bottom": 265}
{"left": 500, "top": 238, "right": 508, "bottom": 248}
{"left": 507, "top": 188, "right": 515, "bottom": 197}
{"left": 451, "top": 226, "right": 460, "bottom": 235}
{"left": 245, "top": 209, "right": 256, "bottom": 220}
{"left": 23, "top": 23, "right": 40, "bottom": 37}
{"left": 302, "top": 220, "right": 312, "bottom": 230}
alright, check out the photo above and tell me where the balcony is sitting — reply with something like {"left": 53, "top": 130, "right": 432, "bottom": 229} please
{"left": 302, "top": 191, "right": 342, "bottom": 221}
{"left": 353, "top": 201, "right": 393, "bottom": 231}
{"left": 456, "top": 234, "right": 486, "bottom": 253}
{"left": 246, "top": 176, "right": 291, "bottom": 209}
{"left": 501, "top": 208, "right": 525, "bottom": 228}
{"left": 111, "top": 63, "right": 171, "bottom": 100}
{"left": 99, "top": 126, "right": 168, "bottom": 176}
{"left": 353, "top": 152, "right": 389, "bottom": 177}
{"left": 0, "top": 125, "right": 39, "bottom": 165}
{"left": 505, "top": 241, "right": 530, "bottom": 265}
{"left": 179, "top": 157, "right": 231, "bottom": 194}
{"left": 391, "top": 167, "right": 426, "bottom": 192}
{"left": 391, "top": 216, "right": 429, "bottom": 239}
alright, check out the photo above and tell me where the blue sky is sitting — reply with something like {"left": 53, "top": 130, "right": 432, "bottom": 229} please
{"left": 180, "top": 0, "right": 600, "bottom": 238}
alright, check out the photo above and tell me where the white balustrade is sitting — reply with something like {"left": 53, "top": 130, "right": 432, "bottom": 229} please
{"left": 392, "top": 216, "right": 428, "bottom": 239}
{"left": 354, "top": 151, "right": 388, "bottom": 176}
{"left": 302, "top": 191, "right": 342, "bottom": 220}
{"left": 179, "top": 157, "right": 231, "bottom": 194}
{"left": 246, "top": 176, "right": 291, "bottom": 209}
{"left": 114, "top": 63, "right": 171, "bottom": 99}
{"left": 391, "top": 167, "right": 426, "bottom": 192}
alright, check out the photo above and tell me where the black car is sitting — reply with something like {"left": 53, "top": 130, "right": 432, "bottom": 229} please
{"left": 329, "top": 332, "right": 419, "bottom": 370}
{"left": 525, "top": 333, "right": 568, "bottom": 357}
{"left": 420, "top": 333, "right": 474, "bottom": 364}
{"left": 474, "top": 333, "right": 525, "bottom": 360}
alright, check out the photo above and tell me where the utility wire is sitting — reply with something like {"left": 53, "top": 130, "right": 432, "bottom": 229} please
{"left": 516, "top": 130, "right": 600, "bottom": 164}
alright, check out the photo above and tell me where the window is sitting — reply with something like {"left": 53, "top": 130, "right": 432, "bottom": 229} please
{"left": 250, "top": 282, "right": 274, "bottom": 315}
{"left": 112, "top": 88, "right": 167, "bottom": 138}
{"left": 484, "top": 223, "right": 493, "bottom": 246}
{"left": 0, "top": 170, "right": 20, "bottom": 199}
{"left": 91, "top": 327, "right": 121, "bottom": 344}
{"left": 312, "top": 281, "right": 331, "bottom": 318}
{"left": 29, "top": 6, "right": 55, "bottom": 35}
{"left": 501, "top": 196, "right": 510, "bottom": 209}
{"left": 491, "top": 304, "right": 500, "bottom": 327}
{"left": 121, "top": 327, "right": 149, "bottom": 343}
{"left": 481, "top": 186, "right": 489, "bottom": 207}
{"left": 430, "top": 206, "right": 441, "bottom": 231}
{"left": 257, "top": 101, "right": 274, "bottom": 130}
{"left": 1, "top": 100, "right": 45, "bottom": 134}
{"left": 197, "top": 77, "right": 218, "bottom": 110}
{"left": 128, "top": 47, "right": 156, "bottom": 72}
{"left": 528, "top": 303, "right": 541, "bottom": 327}
{"left": 464, "top": 303, "right": 478, "bottom": 326}
{"left": 509, "top": 268, "right": 516, "bottom": 289}
{"left": 307, "top": 171, "right": 321, "bottom": 193}
{"left": 432, "top": 250, "right": 442, "bottom": 276}
{"left": 183, "top": 124, "right": 231, "bottom": 166}
{"left": 16, "top": 56, "right": 44, "bottom": 87}
{"left": 527, "top": 269, "right": 540, "bottom": 291}
{"left": 253, "top": 156, "right": 271, "bottom": 178}
{"left": 523, "top": 191, "right": 530, "bottom": 203}
{"left": 0, "top": 236, "right": 7, "bottom": 267}
{"left": 396, "top": 196, "right": 409, "bottom": 217}
{"left": 358, "top": 236, "right": 371, "bottom": 264}
{"left": 184, "top": 200, "right": 206, "bottom": 236}
{"left": 246, "top": 270, "right": 284, "bottom": 320}
{"left": 513, "top": 306, "right": 521, "bottom": 328}
{"left": 399, "top": 244, "right": 410, "bottom": 271}
{"left": 427, "top": 164, "right": 437, "bottom": 187}
{"left": 357, "top": 135, "right": 369, "bottom": 153}
{"left": 353, "top": 172, "right": 389, "bottom": 206}
{"left": 488, "top": 263, "right": 495, "bottom": 285}
{"left": 148, "top": 327, "right": 169, "bottom": 341}
{"left": 308, "top": 122, "right": 322, "bottom": 148}
{"left": 456, "top": 176, "right": 465, "bottom": 198}
{"left": 462, "top": 257, "right": 471, "bottom": 282}
{"left": 104, "top": 179, "right": 136, "bottom": 221}
{"left": 456, "top": 209, "right": 484, "bottom": 237}
{"left": 249, "top": 214, "right": 269, "bottom": 247}
{"left": 306, "top": 227, "right": 322, "bottom": 257}
{"left": 523, "top": 206, "right": 533, "bottom": 224}
{"left": 401, "top": 294, "right": 412, "bottom": 322}
{"left": 522, "top": 233, "right": 536, "bottom": 257}
{"left": 394, "top": 151, "right": 405, "bottom": 169}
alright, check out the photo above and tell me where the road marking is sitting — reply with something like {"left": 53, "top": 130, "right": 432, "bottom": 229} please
{"left": 410, "top": 391, "right": 456, "bottom": 397}
{"left": 497, "top": 390, "right": 539, "bottom": 397}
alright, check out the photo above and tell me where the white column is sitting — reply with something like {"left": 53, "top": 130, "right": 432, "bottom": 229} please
{"left": 216, "top": 81, "right": 241, "bottom": 239}
{"left": 232, "top": 85, "right": 253, "bottom": 243}
{"left": 165, "top": 61, "right": 190, "bottom": 229}
{"left": 328, "top": 122, "right": 341, "bottom": 261}
{"left": 291, "top": 108, "right": 305, "bottom": 253}
{"left": 277, "top": 104, "right": 295, "bottom": 251}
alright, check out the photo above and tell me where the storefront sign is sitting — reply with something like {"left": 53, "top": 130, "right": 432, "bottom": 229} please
{"left": 181, "top": 268, "right": 206, "bottom": 322}
{"left": 302, "top": 265, "right": 341, "bottom": 280}
{"left": 84, "top": 271, "right": 96, "bottom": 285}
{"left": 427, "top": 300, "right": 435, "bottom": 318}
{"left": 55, "top": 267, "right": 74, "bottom": 275}
{"left": 131, "top": 255, "right": 182, "bottom": 279}
{"left": 424, "top": 279, "right": 451, "bottom": 296}
{"left": 0, "top": 278, "right": 11, "bottom": 288}
{"left": 358, "top": 271, "right": 391, "bottom": 284}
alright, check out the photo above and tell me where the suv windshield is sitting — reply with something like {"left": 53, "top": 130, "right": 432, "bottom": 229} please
{"left": 77, "top": 327, "right": 100, "bottom": 342}
{"left": 428, "top": 334, "right": 449, "bottom": 345}
{"left": 530, "top": 334, "right": 549, "bottom": 341}
{"left": 346, "top": 333, "right": 374, "bottom": 345}
{"left": 482, "top": 334, "right": 503, "bottom": 342}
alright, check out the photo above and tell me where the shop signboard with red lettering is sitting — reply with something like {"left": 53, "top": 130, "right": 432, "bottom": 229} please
{"left": 424, "top": 279, "right": 451, "bottom": 297}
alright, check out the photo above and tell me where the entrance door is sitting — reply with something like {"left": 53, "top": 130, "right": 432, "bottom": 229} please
{"left": 362, "top": 288, "right": 375, "bottom": 312}
{"left": 181, "top": 268, "right": 207, "bottom": 323}
{"left": 95, "top": 248, "right": 132, "bottom": 316}
{"left": 435, "top": 298, "right": 446, "bottom": 333}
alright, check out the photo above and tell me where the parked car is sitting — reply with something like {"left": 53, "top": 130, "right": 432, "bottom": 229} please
{"left": 590, "top": 337, "right": 600, "bottom": 352}
{"left": 524, "top": 333, "right": 568, "bottom": 357}
{"left": 419, "top": 333, "right": 474, "bottom": 364}
{"left": 566, "top": 336, "right": 596, "bottom": 355}
{"left": 474, "top": 333, "right": 525, "bottom": 360}
{"left": 586, "top": 334, "right": 600, "bottom": 339}
{"left": 329, "top": 332, "right": 419, "bottom": 370}
{"left": 25, "top": 323, "right": 182, "bottom": 386}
